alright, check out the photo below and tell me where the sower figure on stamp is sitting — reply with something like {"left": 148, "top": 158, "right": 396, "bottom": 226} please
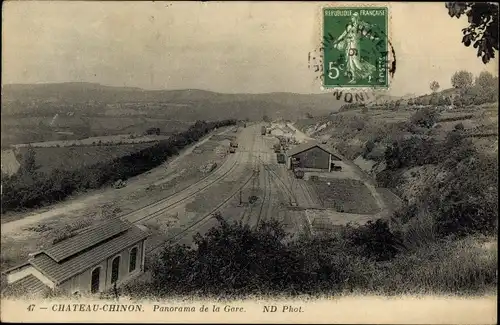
{"left": 333, "top": 12, "right": 377, "bottom": 84}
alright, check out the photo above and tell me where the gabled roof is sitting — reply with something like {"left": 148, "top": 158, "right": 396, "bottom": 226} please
{"left": 4, "top": 218, "right": 151, "bottom": 287}
{"left": 286, "top": 140, "right": 342, "bottom": 159}
{"left": 44, "top": 218, "right": 132, "bottom": 262}
{"left": 30, "top": 225, "right": 150, "bottom": 284}
{"left": 1, "top": 274, "right": 49, "bottom": 297}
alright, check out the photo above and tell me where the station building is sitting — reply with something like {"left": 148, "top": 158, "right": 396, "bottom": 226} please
{"left": 2, "top": 218, "right": 150, "bottom": 297}
{"left": 286, "top": 140, "right": 343, "bottom": 172}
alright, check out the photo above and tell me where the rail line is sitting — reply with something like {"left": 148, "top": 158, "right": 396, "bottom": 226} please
{"left": 258, "top": 158, "right": 297, "bottom": 206}
{"left": 118, "top": 128, "right": 237, "bottom": 221}
{"left": 296, "top": 179, "right": 320, "bottom": 207}
{"left": 146, "top": 170, "right": 258, "bottom": 254}
{"left": 237, "top": 130, "right": 261, "bottom": 225}
{"left": 127, "top": 157, "right": 241, "bottom": 224}
{"left": 254, "top": 161, "right": 272, "bottom": 229}
{"left": 143, "top": 127, "right": 259, "bottom": 253}
{"left": 258, "top": 158, "right": 316, "bottom": 237}
{"left": 122, "top": 156, "right": 237, "bottom": 223}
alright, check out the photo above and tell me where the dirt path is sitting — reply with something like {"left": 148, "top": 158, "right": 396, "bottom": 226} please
{"left": 1, "top": 127, "right": 233, "bottom": 236}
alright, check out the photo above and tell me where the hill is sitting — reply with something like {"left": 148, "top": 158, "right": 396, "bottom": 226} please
{"left": 0, "top": 83, "right": 405, "bottom": 146}
{"left": 2, "top": 83, "right": 344, "bottom": 118}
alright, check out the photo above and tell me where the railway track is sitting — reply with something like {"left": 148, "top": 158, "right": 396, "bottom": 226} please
{"left": 296, "top": 179, "right": 321, "bottom": 208}
{"left": 146, "top": 170, "right": 258, "bottom": 254}
{"left": 126, "top": 156, "right": 241, "bottom": 225}
{"left": 257, "top": 158, "right": 316, "bottom": 236}
{"left": 122, "top": 153, "right": 238, "bottom": 222}
{"left": 142, "top": 127, "right": 260, "bottom": 253}
{"left": 237, "top": 130, "right": 263, "bottom": 225}
{"left": 258, "top": 159, "right": 297, "bottom": 206}
{"left": 254, "top": 160, "right": 272, "bottom": 229}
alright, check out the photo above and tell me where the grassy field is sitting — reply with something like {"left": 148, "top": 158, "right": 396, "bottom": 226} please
{"left": 11, "top": 134, "right": 171, "bottom": 148}
{"left": 18, "top": 143, "right": 157, "bottom": 174}
{"left": 311, "top": 178, "right": 380, "bottom": 214}
{"left": 0, "top": 115, "right": 192, "bottom": 147}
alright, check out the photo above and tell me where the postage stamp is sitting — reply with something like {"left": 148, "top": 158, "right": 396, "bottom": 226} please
{"left": 322, "top": 6, "right": 389, "bottom": 89}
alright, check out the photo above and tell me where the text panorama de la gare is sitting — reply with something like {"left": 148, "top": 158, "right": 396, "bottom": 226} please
{"left": 324, "top": 9, "right": 386, "bottom": 16}
{"left": 45, "top": 303, "right": 303, "bottom": 313}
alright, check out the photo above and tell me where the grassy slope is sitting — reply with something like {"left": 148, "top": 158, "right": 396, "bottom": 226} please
{"left": 17, "top": 143, "right": 157, "bottom": 174}
{"left": 293, "top": 103, "right": 498, "bottom": 294}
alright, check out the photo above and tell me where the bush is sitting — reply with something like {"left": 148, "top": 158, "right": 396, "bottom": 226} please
{"left": 430, "top": 154, "right": 498, "bottom": 238}
{"left": 454, "top": 122, "right": 465, "bottom": 130}
{"left": 384, "top": 137, "right": 439, "bottom": 170}
{"left": 146, "top": 216, "right": 383, "bottom": 297}
{"left": 410, "top": 107, "right": 440, "bottom": 128}
{"left": 343, "top": 219, "right": 404, "bottom": 261}
{"left": 122, "top": 212, "right": 497, "bottom": 298}
{"left": 1, "top": 119, "right": 237, "bottom": 213}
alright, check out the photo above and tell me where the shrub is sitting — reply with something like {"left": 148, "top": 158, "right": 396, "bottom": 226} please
{"left": 121, "top": 211, "right": 498, "bottom": 298}
{"left": 410, "top": 107, "right": 440, "bottom": 128}
{"left": 1, "top": 119, "right": 237, "bottom": 213}
{"left": 454, "top": 122, "right": 465, "bottom": 130}
{"left": 384, "top": 137, "right": 439, "bottom": 170}
{"left": 343, "top": 219, "right": 404, "bottom": 261}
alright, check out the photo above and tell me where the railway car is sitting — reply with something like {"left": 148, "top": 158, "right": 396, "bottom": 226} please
{"left": 277, "top": 153, "right": 286, "bottom": 164}
{"left": 294, "top": 170, "right": 304, "bottom": 179}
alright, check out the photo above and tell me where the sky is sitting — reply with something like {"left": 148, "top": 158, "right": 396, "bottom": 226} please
{"left": 2, "top": 1, "right": 498, "bottom": 96}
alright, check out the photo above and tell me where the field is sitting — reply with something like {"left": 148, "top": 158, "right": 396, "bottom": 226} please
{"left": 311, "top": 178, "right": 380, "bottom": 214}
{"left": 0, "top": 115, "right": 192, "bottom": 148}
{"left": 17, "top": 143, "right": 157, "bottom": 174}
{"left": 11, "top": 134, "right": 170, "bottom": 148}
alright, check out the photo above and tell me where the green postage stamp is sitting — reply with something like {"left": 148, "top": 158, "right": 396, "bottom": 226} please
{"left": 322, "top": 6, "right": 389, "bottom": 88}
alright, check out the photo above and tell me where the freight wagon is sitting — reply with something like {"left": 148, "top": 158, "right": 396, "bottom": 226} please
{"left": 276, "top": 153, "right": 286, "bottom": 164}
{"left": 294, "top": 170, "right": 304, "bottom": 179}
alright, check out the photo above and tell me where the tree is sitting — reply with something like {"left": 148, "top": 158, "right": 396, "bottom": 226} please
{"left": 476, "top": 71, "right": 496, "bottom": 88}
{"left": 20, "top": 145, "right": 39, "bottom": 176}
{"left": 475, "top": 71, "right": 499, "bottom": 103}
{"left": 445, "top": 2, "right": 499, "bottom": 64}
{"left": 262, "top": 115, "right": 270, "bottom": 123}
{"left": 430, "top": 81, "right": 440, "bottom": 93}
{"left": 451, "top": 70, "right": 474, "bottom": 89}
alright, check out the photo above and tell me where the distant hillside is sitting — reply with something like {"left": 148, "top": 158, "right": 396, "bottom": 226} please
{"left": 1, "top": 82, "right": 349, "bottom": 121}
